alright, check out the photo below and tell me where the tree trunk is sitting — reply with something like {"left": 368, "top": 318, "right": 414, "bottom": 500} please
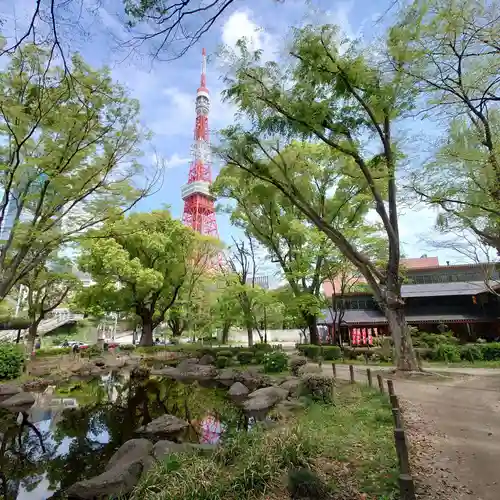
{"left": 26, "top": 322, "right": 39, "bottom": 356}
{"left": 221, "top": 320, "right": 231, "bottom": 344}
{"left": 385, "top": 306, "right": 418, "bottom": 371}
{"left": 139, "top": 319, "right": 154, "bottom": 346}
{"left": 246, "top": 323, "right": 253, "bottom": 347}
{"left": 304, "top": 313, "right": 319, "bottom": 345}
{"left": 15, "top": 329, "right": 21, "bottom": 344}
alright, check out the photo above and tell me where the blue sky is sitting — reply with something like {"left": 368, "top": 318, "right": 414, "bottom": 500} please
{"left": 0, "top": 0, "right": 476, "bottom": 264}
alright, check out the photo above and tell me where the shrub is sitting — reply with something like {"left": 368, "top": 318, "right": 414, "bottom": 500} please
{"left": 287, "top": 467, "right": 328, "bottom": 499}
{"left": 236, "top": 350, "right": 254, "bottom": 365}
{"left": 460, "top": 344, "right": 484, "bottom": 362}
{"left": 298, "top": 364, "right": 322, "bottom": 376}
{"left": 480, "top": 342, "right": 500, "bottom": 361}
{"left": 321, "top": 346, "right": 341, "bottom": 360}
{"left": 433, "top": 343, "right": 460, "bottom": 363}
{"left": 254, "top": 350, "right": 266, "bottom": 365}
{"left": 216, "top": 349, "right": 233, "bottom": 359}
{"left": 86, "top": 344, "right": 103, "bottom": 357}
{"left": 35, "top": 347, "right": 72, "bottom": 357}
{"left": 300, "top": 373, "right": 335, "bottom": 403}
{"left": 215, "top": 356, "right": 231, "bottom": 368}
{"left": 0, "top": 344, "right": 25, "bottom": 380}
{"left": 300, "top": 344, "right": 321, "bottom": 361}
{"left": 289, "top": 356, "right": 307, "bottom": 376}
{"left": 119, "top": 344, "right": 136, "bottom": 351}
{"left": 262, "top": 351, "right": 288, "bottom": 373}
{"left": 253, "top": 342, "right": 273, "bottom": 352}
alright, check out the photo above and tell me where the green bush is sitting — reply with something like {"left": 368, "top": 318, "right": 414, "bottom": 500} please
{"left": 119, "top": 344, "right": 136, "bottom": 351}
{"left": 413, "top": 331, "right": 458, "bottom": 348}
{"left": 254, "top": 350, "right": 266, "bottom": 365}
{"left": 460, "top": 344, "right": 484, "bottom": 362}
{"left": 0, "top": 344, "right": 25, "bottom": 379}
{"left": 302, "top": 345, "right": 321, "bottom": 360}
{"left": 35, "top": 347, "right": 72, "bottom": 357}
{"left": 236, "top": 350, "right": 254, "bottom": 365}
{"left": 300, "top": 373, "right": 334, "bottom": 403}
{"left": 414, "top": 347, "right": 433, "bottom": 360}
{"left": 321, "top": 346, "right": 341, "bottom": 361}
{"left": 433, "top": 343, "right": 460, "bottom": 363}
{"left": 215, "top": 356, "right": 231, "bottom": 369}
{"left": 289, "top": 356, "right": 307, "bottom": 376}
{"left": 253, "top": 342, "right": 273, "bottom": 352}
{"left": 262, "top": 351, "right": 288, "bottom": 373}
{"left": 479, "top": 342, "right": 500, "bottom": 361}
{"left": 216, "top": 350, "right": 233, "bottom": 359}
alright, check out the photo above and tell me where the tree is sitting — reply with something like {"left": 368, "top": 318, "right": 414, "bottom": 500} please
{"left": 0, "top": 44, "right": 157, "bottom": 301}
{"left": 218, "top": 27, "right": 420, "bottom": 370}
{"left": 21, "top": 258, "right": 80, "bottom": 354}
{"left": 389, "top": 0, "right": 500, "bottom": 254}
{"left": 213, "top": 142, "right": 375, "bottom": 344}
{"left": 76, "top": 211, "right": 219, "bottom": 346}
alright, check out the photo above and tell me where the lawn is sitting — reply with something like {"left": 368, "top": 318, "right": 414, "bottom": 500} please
{"left": 132, "top": 385, "right": 398, "bottom": 500}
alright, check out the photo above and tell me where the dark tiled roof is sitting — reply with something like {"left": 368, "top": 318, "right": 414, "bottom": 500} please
{"left": 320, "top": 309, "right": 497, "bottom": 325}
{"left": 401, "top": 281, "right": 495, "bottom": 298}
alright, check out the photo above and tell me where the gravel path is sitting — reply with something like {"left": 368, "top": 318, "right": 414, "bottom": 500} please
{"left": 321, "top": 363, "right": 500, "bottom": 500}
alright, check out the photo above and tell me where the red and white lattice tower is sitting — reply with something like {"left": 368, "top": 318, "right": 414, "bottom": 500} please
{"left": 181, "top": 48, "right": 219, "bottom": 238}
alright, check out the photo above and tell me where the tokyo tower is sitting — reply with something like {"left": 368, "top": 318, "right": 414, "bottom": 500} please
{"left": 181, "top": 48, "right": 219, "bottom": 238}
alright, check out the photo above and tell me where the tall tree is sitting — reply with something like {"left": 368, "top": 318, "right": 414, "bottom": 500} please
{"left": 389, "top": 0, "right": 500, "bottom": 254}
{"left": 76, "top": 211, "right": 219, "bottom": 346}
{"left": 0, "top": 44, "right": 157, "bottom": 300}
{"left": 218, "top": 27, "right": 419, "bottom": 370}
{"left": 21, "top": 258, "right": 80, "bottom": 354}
{"left": 212, "top": 142, "right": 371, "bottom": 344}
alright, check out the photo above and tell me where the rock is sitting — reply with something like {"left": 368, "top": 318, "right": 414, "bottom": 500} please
{"left": 198, "top": 354, "right": 216, "bottom": 365}
{"left": 279, "top": 377, "right": 301, "bottom": 397}
{"left": 152, "top": 440, "right": 192, "bottom": 460}
{"left": 130, "top": 366, "right": 150, "bottom": 379}
{"left": 22, "top": 379, "right": 50, "bottom": 392}
{"left": 243, "top": 386, "right": 289, "bottom": 420}
{"left": 274, "top": 399, "right": 305, "bottom": 419}
{"left": 177, "top": 358, "right": 199, "bottom": 370}
{"left": 0, "top": 392, "right": 35, "bottom": 411}
{"left": 106, "top": 439, "right": 153, "bottom": 471}
{"left": 216, "top": 368, "right": 239, "bottom": 387}
{"left": 153, "top": 363, "right": 217, "bottom": 385}
{"left": 298, "top": 364, "right": 322, "bottom": 376}
{"left": 228, "top": 382, "right": 249, "bottom": 403}
{"left": 135, "top": 414, "right": 189, "bottom": 439}
{"left": 151, "top": 367, "right": 179, "bottom": 377}
{"left": 0, "top": 384, "right": 21, "bottom": 401}
{"left": 66, "top": 461, "right": 143, "bottom": 499}
{"left": 237, "top": 370, "right": 272, "bottom": 392}
{"left": 94, "top": 358, "right": 106, "bottom": 368}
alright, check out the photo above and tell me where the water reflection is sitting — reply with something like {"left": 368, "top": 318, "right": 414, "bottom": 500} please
{"left": 0, "top": 372, "right": 238, "bottom": 499}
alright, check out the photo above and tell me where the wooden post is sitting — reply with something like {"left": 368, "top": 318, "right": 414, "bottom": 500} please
{"left": 387, "top": 379, "right": 395, "bottom": 396}
{"left": 366, "top": 368, "right": 373, "bottom": 388}
{"left": 392, "top": 407, "right": 403, "bottom": 428}
{"left": 377, "top": 373, "right": 384, "bottom": 393}
{"left": 318, "top": 356, "right": 323, "bottom": 369}
{"left": 349, "top": 364, "right": 355, "bottom": 384}
{"left": 390, "top": 394, "right": 400, "bottom": 410}
{"left": 394, "top": 428, "right": 411, "bottom": 474}
{"left": 331, "top": 363, "right": 337, "bottom": 379}
{"left": 416, "top": 350, "right": 422, "bottom": 371}
{"left": 399, "top": 473, "right": 417, "bottom": 500}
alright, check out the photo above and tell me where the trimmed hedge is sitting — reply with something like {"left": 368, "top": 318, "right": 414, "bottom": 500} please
{"left": 215, "top": 356, "right": 231, "bottom": 368}
{"left": 322, "top": 346, "right": 341, "bottom": 360}
{"left": 35, "top": 347, "right": 72, "bottom": 357}
{"left": 300, "top": 373, "right": 334, "bottom": 403}
{"left": 236, "top": 350, "right": 254, "bottom": 364}
{"left": 289, "top": 356, "right": 307, "bottom": 376}
{"left": 0, "top": 344, "right": 25, "bottom": 379}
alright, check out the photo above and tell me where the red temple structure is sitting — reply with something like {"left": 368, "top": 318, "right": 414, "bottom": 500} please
{"left": 181, "top": 48, "right": 219, "bottom": 238}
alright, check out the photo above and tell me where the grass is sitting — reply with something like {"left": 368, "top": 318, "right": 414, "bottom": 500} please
{"left": 132, "top": 385, "right": 398, "bottom": 500}
{"left": 423, "top": 360, "right": 500, "bottom": 368}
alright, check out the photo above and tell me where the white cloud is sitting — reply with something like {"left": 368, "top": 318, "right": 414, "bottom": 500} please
{"left": 163, "top": 153, "right": 191, "bottom": 169}
{"left": 221, "top": 10, "right": 277, "bottom": 61}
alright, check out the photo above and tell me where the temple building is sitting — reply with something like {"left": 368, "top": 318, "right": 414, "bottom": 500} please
{"left": 321, "top": 257, "right": 500, "bottom": 343}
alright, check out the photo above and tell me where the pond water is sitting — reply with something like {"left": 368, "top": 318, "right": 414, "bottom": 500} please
{"left": 0, "top": 371, "right": 242, "bottom": 500}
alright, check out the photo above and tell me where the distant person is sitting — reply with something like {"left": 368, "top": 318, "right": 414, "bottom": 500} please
{"left": 72, "top": 343, "right": 79, "bottom": 359}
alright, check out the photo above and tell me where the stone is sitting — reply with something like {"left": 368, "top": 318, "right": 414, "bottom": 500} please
{"left": 243, "top": 386, "right": 289, "bottom": 420}
{"left": 65, "top": 461, "right": 143, "bottom": 499}
{"left": 0, "top": 384, "right": 21, "bottom": 400}
{"left": 215, "top": 368, "right": 239, "bottom": 387}
{"left": 228, "top": 382, "right": 249, "bottom": 403}
{"left": 153, "top": 363, "right": 217, "bottom": 384}
{"left": 298, "top": 364, "right": 322, "bottom": 376}
{"left": 22, "top": 379, "right": 50, "bottom": 392}
{"left": 237, "top": 370, "right": 272, "bottom": 392}
{"left": 177, "top": 358, "right": 199, "bottom": 370}
{"left": 279, "top": 377, "right": 301, "bottom": 397}
{"left": 198, "top": 354, "right": 216, "bottom": 365}
{"left": 0, "top": 392, "right": 35, "bottom": 411}
{"left": 152, "top": 440, "right": 192, "bottom": 460}
{"left": 106, "top": 439, "right": 153, "bottom": 471}
{"left": 94, "top": 358, "right": 106, "bottom": 368}
{"left": 135, "top": 414, "right": 189, "bottom": 439}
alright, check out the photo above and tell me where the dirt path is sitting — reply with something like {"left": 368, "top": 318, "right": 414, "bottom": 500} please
{"left": 321, "top": 364, "right": 500, "bottom": 499}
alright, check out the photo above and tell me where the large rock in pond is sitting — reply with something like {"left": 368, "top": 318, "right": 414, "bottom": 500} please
{"left": 135, "top": 414, "right": 189, "bottom": 440}
{"left": 228, "top": 382, "right": 249, "bottom": 403}
{"left": 243, "top": 386, "right": 289, "bottom": 420}
{"left": 0, "top": 392, "right": 35, "bottom": 412}
{"left": 198, "top": 354, "right": 216, "bottom": 365}
{"left": 152, "top": 363, "right": 217, "bottom": 385}
{"left": 22, "top": 379, "right": 49, "bottom": 392}
{"left": 66, "top": 439, "right": 154, "bottom": 499}
{"left": 237, "top": 370, "right": 272, "bottom": 392}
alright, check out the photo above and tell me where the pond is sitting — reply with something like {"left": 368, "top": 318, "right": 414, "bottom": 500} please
{"left": 0, "top": 370, "right": 242, "bottom": 499}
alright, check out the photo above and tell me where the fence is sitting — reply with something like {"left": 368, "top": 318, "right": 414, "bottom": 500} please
{"left": 331, "top": 363, "right": 417, "bottom": 500}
